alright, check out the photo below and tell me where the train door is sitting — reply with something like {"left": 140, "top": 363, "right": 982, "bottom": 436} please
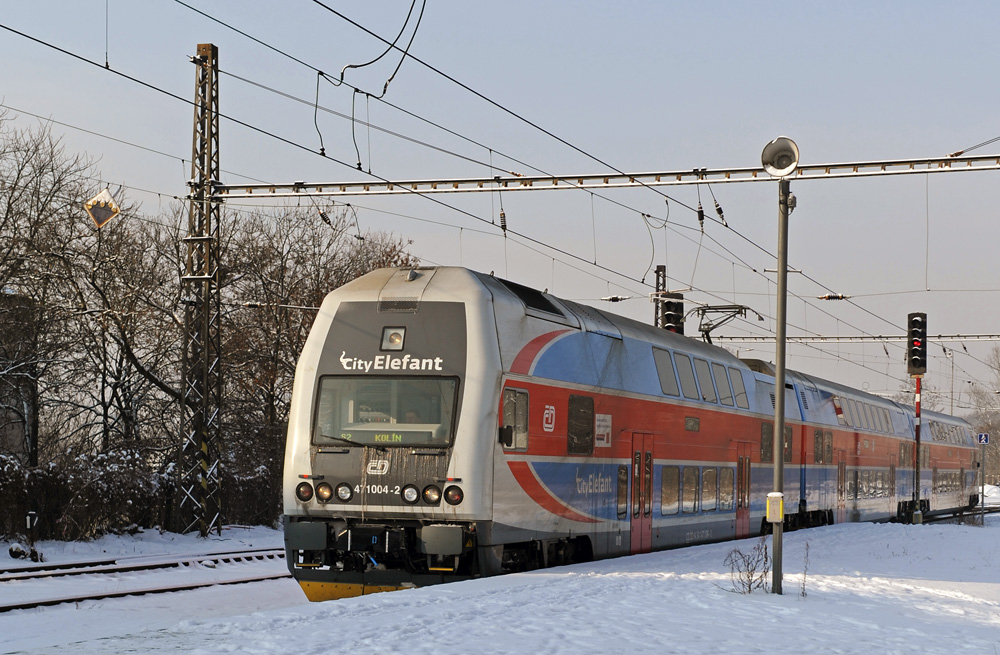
{"left": 736, "top": 442, "right": 752, "bottom": 538}
{"left": 836, "top": 450, "right": 847, "bottom": 524}
{"left": 889, "top": 456, "right": 897, "bottom": 517}
{"left": 630, "top": 432, "right": 653, "bottom": 554}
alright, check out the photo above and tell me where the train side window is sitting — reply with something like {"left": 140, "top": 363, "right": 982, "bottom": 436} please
{"left": 824, "top": 430, "right": 833, "bottom": 464}
{"left": 617, "top": 465, "right": 628, "bottom": 519}
{"left": 682, "top": 467, "right": 699, "bottom": 513}
{"left": 844, "top": 398, "right": 861, "bottom": 428}
{"left": 849, "top": 399, "right": 863, "bottom": 428}
{"left": 783, "top": 426, "right": 793, "bottom": 464}
{"left": 877, "top": 407, "right": 889, "bottom": 433}
{"left": 501, "top": 388, "right": 529, "bottom": 451}
{"left": 859, "top": 402, "right": 872, "bottom": 431}
{"left": 693, "top": 358, "right": 718, "bottom": 403}
{"left": 652, "top": 348, "right": 681, "bottom": 397}
{"left": 866, "top": 404, "right": 878, "bottom": 432}
{"left": 702, "top": 467, "right": 718, "bottom": 512}
{"left": 761, "top": 423, "right": 774, "bottom": 463}
{"left": 567, "top": 395, "right": 594, "bottom": 455}
{"left": 712, "top": 362, "right": 734, "bottom": 406}
{"left": 719, "top": 467, "right": 734, "bottom": 511}
{"left": 661, "top": 465, "right": 680, "bottom": 515}
{"left": 729, "top": 368, "right": 750, "bottom": 409}
{"left": 862, "top": 403, "right": 876, "bottom": 432}
{"left": 841, "top": 399, "right": 856, "bottom": 428}
{"left": 814, "top": 429, "right": 825, "bottom": 464}
{"left": 674, "top": 354, "right": 700, "bottom": 401}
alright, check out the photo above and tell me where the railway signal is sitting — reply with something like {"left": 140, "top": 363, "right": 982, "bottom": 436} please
{"left": 907, "top": 312, "right": 927, "bottom": 377}
{"left": 662, "top": 293, "right": 684, "bottom": 334}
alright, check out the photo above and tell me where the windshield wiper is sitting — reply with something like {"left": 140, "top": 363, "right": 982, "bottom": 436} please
{"left": 320, "top": 434, "right": 359, "bottom": 447}
{"left": 319, "top": 434, "right": 387, "bottom": 452}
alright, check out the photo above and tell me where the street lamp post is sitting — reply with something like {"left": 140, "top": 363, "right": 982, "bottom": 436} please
{"left": 762, "top": 137, "right": 800, "bottom": 595}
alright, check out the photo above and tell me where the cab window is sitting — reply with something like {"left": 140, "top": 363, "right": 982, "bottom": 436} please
{"left": 501, "top": 388, "right": 529, "bottom": 450}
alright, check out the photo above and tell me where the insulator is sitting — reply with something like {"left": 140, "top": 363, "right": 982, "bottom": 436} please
{"left": 500, "top": 209, "right": 507, "bottom": 234}
{"left": 714, "top": 200, "right": 727, "bottom": 227}
{"left": 697, "top": 202, "right": 704, "bottom": 231}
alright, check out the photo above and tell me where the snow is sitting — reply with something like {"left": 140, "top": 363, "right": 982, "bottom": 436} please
{"left": 3, "top": 488, "right": 1000, "bottom": 655}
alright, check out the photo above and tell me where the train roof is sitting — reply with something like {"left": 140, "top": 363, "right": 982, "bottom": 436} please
{"left": 325, "top": 266, "right": 970, "bottom": 433}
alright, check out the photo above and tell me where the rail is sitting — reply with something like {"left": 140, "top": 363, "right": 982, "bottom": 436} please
{"left": 0, "top": 548, "right": 290, "bottom": 612}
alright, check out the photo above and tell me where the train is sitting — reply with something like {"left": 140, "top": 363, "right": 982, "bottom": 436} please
{"left": 282, "top": 266, "right": 980, "bottom": 601}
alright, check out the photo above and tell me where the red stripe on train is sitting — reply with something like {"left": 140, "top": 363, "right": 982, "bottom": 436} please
{"left": 510, "top": 330, "right": 571, "bottom": 374}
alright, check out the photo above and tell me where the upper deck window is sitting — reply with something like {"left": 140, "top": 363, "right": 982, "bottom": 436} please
{"left": 652, "top": 348, "right": 681, "bottom": 397}
{"left": 712, "top": 362, "right": 734, "bottom": 406}
{"left": 313, "top": 376, "right": 458, "bottom": 448}
{"left": 693, "top": 358, "right": 718, "bottom": 403}
{"left": 674, "top": 353, "right": 700, "bottom": 401}
{"left": 729, "top": 368, "right": 750, "bottom": 409}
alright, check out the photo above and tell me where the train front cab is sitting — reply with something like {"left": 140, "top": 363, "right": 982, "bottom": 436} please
{"left": 282, "top": 267, "right": 505, "bottom": 600}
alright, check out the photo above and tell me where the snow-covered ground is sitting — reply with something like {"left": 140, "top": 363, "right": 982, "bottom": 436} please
{"left": 3, "top": 486, "right": 1000, "bottom": 654}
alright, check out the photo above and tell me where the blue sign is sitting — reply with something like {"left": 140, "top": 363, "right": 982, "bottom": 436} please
{"left": 978, "top": 433, "right": 989, "bottom": 445}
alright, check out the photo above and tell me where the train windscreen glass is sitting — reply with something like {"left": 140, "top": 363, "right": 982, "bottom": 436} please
{"left": 314, "top": 376, "right": 458, "bottom": 447}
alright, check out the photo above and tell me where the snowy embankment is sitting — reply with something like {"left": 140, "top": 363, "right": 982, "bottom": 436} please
{"left": 2, "top": 486, "right": 999, "bottom": 654}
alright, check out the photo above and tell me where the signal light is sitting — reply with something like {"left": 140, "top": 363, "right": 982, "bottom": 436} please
{"left": 662, "top": 292, "right": 684, "bottom": 335}
{"left": 906, "top": 312, "right": 927, "bottom": 376}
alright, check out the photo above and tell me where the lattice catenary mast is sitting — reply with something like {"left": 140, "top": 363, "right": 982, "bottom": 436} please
{"left": 178, "top": 43, "right": 223, "bottom": 536}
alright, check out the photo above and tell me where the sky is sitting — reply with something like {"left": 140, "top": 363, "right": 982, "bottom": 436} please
{"left": 2, "top": 1, "right": 1000, "bottom": 405}
{"left": 2, "top": 495, "right": 1000, "bottom": 654}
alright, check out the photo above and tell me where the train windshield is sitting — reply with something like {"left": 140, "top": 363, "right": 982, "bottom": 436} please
{"left": 313, "top": 376, "right": 459, "bottom": 448}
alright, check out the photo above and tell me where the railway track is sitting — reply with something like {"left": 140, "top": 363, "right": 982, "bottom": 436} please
{"left": 0, "top": 548, "right": 290, "bottom": 612}
{"left": 920, "top": 505, "right": 1000, "bottom": 525}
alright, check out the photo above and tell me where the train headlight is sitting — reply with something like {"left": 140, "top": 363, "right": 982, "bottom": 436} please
{"left": 422, "top": 484, "right": 442, "bottom": 505}
{"left": 401, "top": 484, "right": 420, "bottom": 504}
{"left": 295, "top": 482, "right": 314, "bottom": 503}
{"left": 381, "top": 326, "right": 406, "bottom": 351}
{"left": 316, "top": 482, "right": 334, "bottom": 503}
{"left": 444, "top": 485, "right": 464, "bottom": 506}
{"left": 335, "top": 483, "right": 354, "bottom": 502}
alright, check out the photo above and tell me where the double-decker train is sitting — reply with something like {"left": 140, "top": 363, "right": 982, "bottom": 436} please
{"left": 282, "top": 266, "right": 979, "bottom": 601}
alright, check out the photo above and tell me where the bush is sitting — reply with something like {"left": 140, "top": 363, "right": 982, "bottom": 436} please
{"left": 723, "top": 536, "right": 771, "bottom": 594}
{"left": 0, "top": 450, "right": 172, "bottom": 541}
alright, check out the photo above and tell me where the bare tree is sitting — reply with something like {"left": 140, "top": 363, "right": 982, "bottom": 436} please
{"left": 0, "top": 115, "right": 94, "bottom": 465}
{"left": 0, "top": 115, "right": 421, "bottom": 534}
{"left": 892, "top": 379, "right": 946, "bottom": 414}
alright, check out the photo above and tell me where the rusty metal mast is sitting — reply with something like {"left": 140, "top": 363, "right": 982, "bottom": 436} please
{"left": 178, "top": 43, "right": 222, "bottom": 536}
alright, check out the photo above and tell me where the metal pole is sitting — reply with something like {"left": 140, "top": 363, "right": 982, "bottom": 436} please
{"left": 913, "top": 375, "right": 922, "bottom": 523}
{"left": 950, "top": 352, "right": 954, "bottom": 414}
{"left": 771, "top": 177, "right": 790, "bottom": 595}
{"left": 981, "top": 441, "right": 986, "bottom": 516}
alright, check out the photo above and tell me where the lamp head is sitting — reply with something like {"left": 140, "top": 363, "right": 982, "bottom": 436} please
{"left": 761, "top": 136, "right": 799, "bottom": 178}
